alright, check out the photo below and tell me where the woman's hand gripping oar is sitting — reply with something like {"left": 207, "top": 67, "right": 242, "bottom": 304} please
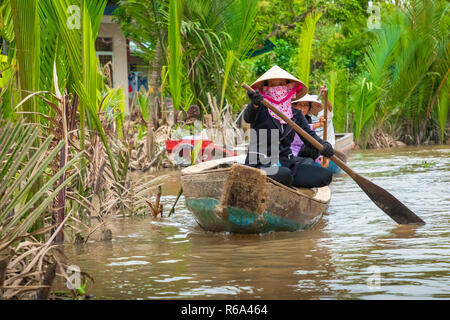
{"left": 242, "top": 83, "right": 425, "bottom": 225}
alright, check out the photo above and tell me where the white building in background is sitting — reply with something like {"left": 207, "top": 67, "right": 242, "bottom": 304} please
{"left": 97, "top": 2, "right": 150, "bottom": 113}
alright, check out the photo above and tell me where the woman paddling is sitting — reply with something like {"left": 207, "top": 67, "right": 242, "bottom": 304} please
{"left": 244, "top": 66, "right": 334, "bottom": 188}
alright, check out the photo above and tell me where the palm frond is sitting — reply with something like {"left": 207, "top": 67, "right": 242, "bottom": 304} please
{"left": 49, "top": 0, "right": 118, "bottom": 181}
{"left": 0, "top": 0, "right": 14, "bottom": 42}
{"left": 0, "top": 122, "right": 82, "bottom": 243}
{"left": 100, "top": 87, "right": 126, "bottom": 141}
{"left": 168, "top": 0, "right": 184, "bottom": 110}
{"left": 296, "top": 12, "right": 322, "bottom": 87}
{"left": 9, "top": 0, "right": 40, "bottom": 123}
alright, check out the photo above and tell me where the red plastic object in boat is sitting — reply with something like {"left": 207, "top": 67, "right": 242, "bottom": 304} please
{"left": 165, "top": 139, "right": 237, "bottom": 164}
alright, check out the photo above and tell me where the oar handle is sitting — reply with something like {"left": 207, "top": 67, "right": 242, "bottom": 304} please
{"left": 323, "top": 87, "right": 328, "bottom": 141}
{"left": 241, "top": 83, "right": 357, "bottom": 179}
{"left": 321, "top": 85, "right": 328, "bottom": 168}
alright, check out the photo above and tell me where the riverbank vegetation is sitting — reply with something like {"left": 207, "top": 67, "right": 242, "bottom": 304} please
{"left": 0, "top": 0, "right": 165, "bottom": 299}
{"left": 0, "top": 0, "right": 448, "bottom": 299}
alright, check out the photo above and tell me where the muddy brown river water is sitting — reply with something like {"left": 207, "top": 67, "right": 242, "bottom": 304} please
{"left": 65, "top": 146, "right": 450, "bottom": 299}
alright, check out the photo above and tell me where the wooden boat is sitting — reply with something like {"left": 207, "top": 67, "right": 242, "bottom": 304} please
{"left": 180, "top": 155, "right": 331, "bottom": 233}
{"left": 335, "top": 132, "right": 355, "bottom": 155}
{"left": 327, "top": 132, "right": 355, "bottom": 175}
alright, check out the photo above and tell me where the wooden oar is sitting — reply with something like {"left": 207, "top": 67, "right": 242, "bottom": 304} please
{"left": 322, "top": 85, "right": 329, "bottom": 168}
{"left": 317, "top": 85, "right": 349, "bottom": 163}
{"left": 242, "top": 83, "right": 425, "bottom": 225}
{"left": 333, "top": 148, "right": 348, "bottom": 163}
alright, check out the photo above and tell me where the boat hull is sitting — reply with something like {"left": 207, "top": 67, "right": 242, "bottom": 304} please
{"left": 181, "top": 160, "right": 330, "bottom": 233}
{"left": 185, "top": 197, "right": 322, "bottom": 233}
{"left": 335, "top": 132, "right": 355, "bottom": 155}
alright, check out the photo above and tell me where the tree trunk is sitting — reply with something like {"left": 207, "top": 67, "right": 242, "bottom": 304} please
{"left": 146, "top": 121, "right": 153, "bottom": 162}
{"left": 146, "top": 39, "right": 163, "bottom": 161}
{"left": 36, "top": 263, "right": 56, "bottom": 300}
{"left": 55, "top": 143, "right": 66, "bottom": 243}
{"left": 55, "top": 95, "right": 70, "bottom": 243}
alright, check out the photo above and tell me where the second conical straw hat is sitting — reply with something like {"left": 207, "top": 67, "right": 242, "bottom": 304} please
{"left": 251, "top": 65, "right": 308, "bottom": 98}
{"left": 292, "top": 94, "right": 324, "bottom": 116}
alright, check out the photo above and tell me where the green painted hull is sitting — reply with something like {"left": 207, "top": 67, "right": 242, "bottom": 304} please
{"left": 185, "top": 197, "right": 321, "bottom": 233}
{"left": 181, "top": 161, "right": 329, "bottom": 234}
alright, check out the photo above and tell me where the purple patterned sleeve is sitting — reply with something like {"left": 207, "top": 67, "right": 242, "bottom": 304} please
{"left": 290, "top": 134, "right": 304, "bottom": 156}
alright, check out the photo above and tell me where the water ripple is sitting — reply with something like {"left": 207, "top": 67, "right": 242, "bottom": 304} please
{"left": 65, "top": 146, "right": 450, "bottom": 300}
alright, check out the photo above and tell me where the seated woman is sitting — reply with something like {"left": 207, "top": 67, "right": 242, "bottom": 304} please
{"left": 244, "top": 66, "right": 334, "bottom": 189}
{"left": 292, "top": 87, "right": 335, "bottom": 169}
{"left": 291, "top": 93, "right": 330, "bottom": 166}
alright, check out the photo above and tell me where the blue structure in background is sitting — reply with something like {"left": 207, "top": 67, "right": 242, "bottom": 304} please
{"left": 128, "top": 71, "right": 149, "bottom": 95}
{"left": 104, "top": 5, "right": 118, "bottom": 16}
{"left": 247, "top": 39, "right": 275, "bottom": 58}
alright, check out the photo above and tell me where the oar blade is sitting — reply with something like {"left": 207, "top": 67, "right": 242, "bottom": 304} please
{"left": 334, "top": 149, "right": 348, "bottom": 163}
{"left": 354, "top": 174, "right": 425, "bottom": 225}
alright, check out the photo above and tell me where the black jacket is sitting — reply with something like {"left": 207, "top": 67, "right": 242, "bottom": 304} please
{"left": 305, "top": 114, "right": 312, "bottom": 124}
{"left": 243, "top": 103, "right": 325, "bottom": 170}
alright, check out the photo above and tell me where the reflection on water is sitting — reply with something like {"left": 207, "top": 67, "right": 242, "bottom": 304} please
{"left": 65, "top": 146, "right": 450, "bottom": 299}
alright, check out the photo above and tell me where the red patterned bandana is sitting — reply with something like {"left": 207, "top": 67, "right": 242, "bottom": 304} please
{"left": 260, "top": 83, "right": 302, "bottom": 124}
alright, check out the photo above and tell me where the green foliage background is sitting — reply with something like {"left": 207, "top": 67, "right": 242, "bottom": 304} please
{"left": 247, "top": 0, "right": 449, "bottom": 146}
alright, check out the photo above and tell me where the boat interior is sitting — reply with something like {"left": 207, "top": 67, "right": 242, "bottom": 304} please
{"left": 181, "top": 155, "right": 331, "bottom": 203}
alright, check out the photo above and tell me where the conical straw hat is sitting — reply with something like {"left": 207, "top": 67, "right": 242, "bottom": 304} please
{"left": 251, "top": 65, "right": 308, "bottom": 98}
{"left": 292, "top": 94, "right": 323, "bottom": 116}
